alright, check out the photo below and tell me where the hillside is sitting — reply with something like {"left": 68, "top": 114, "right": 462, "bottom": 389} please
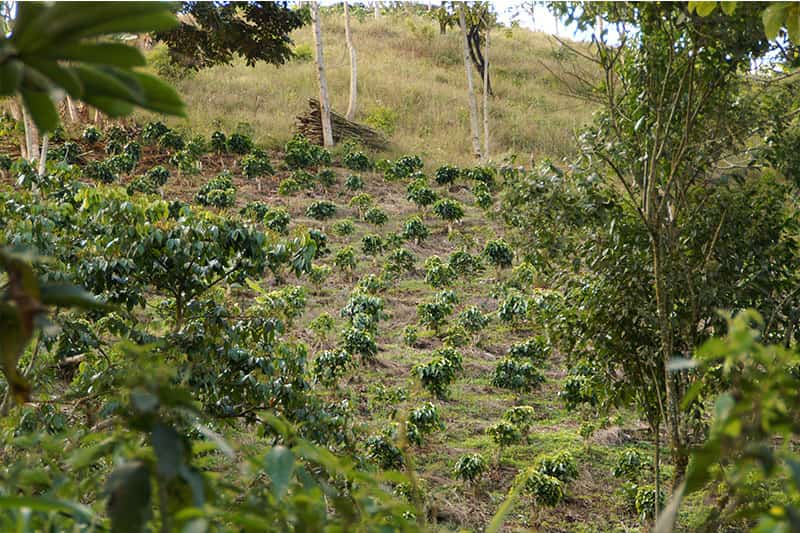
{"left": 148, "top": 10, "right": 596, "bottom": 166}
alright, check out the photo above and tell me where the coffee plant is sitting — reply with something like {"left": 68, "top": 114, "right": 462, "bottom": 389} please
{"left": 345, "top": 173, "right": 365, "bottom": 190}
{"left": 306, "top": 200, "right": 338, "bottom": 221}
{"left": 453, "top": 454, "right": 487, "bottom": 485}
{"left": 434, "top": 164, "right": 460, "bottom": 186}
{"left": 195, "top": 172, "right": 236, "bottom": 208}
{"left": 492, "top": 358, "right": 544, "bottom": 392}
{"left": 402, "top": 215, "right": 429, "bottom": 244}
{"left": 364, "top": 206, "right": 388, "bottom": 226}
{"left": 362, "top": 234, "right": 386, "bottom": 256}
{"left": 407, "top": 402, "right": 444, "bottom": 445}
{"left": 285, "top": 134, "right": 331, "bottom": 169}
{"left": 483, "top": 239, "right": 514, "bottom": 268}
{"left": 536, "top": 451, "right": 578, "bottom": 482}
{"left": 406, "top": 178, "right": 438, "bottom": 209}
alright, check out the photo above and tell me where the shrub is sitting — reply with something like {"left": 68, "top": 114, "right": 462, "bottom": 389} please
{"left": 473, "top": 181, "right": 493, "bottom": 209}
{"left": 308, "top": 264, "right": 331, "bottom": 285}
{"left": 308, "top": 229, "right": 330, "bottom": 257}
{"left": 186, "top": 135, "right": 207, "bottom": 157}
{"left": 349, "top": 192, "right": 374, "bottom": 215}
{"left": 508, "top": 261, "right": 537, "bottom": 289}
{"left": 435, "top": 164, "right": 460, "bottom": 186}
{"left": 365, "top": 431, "right": 404, "bottom": 470}
{"left": 536, "top": 451, "right": 578, "bottom": 482}
{"left": 84, "top": 160, "right": 116, "bottom": 183}
{"left": 126, "top": 175, "right": 159, "bottom": 195}
{"left": 412, "top": 355, "right": 458, "bottom": 399}
{"left": 448, "top": 250, "right": 484, "bottom": 276}
{"left": 105, "top": 138, "right": 123, "bottom": 155}
{"left": 508, "top": 336, "right": 550, "bottom": 363}
{"left": 345, "top": 173, "right": 364, "bottom": 190}
{"left": 316, "top": 168, "right": 336, "bottom": 187}
{"left": 457, "top": 306, "right": 490, "bottom": 334}
{"left": 453, "top": 454, "right": 487, "bottom": 484}
{"left": 417, "top": 300, "right": 453, "bottom": 333}
{"left": 278, "top": 177, "right": 302, "bottom": 196}
{"left": 264, "top": 207, "right": 291, "bottom": 234}
{"left": 292, "top": 169, "right": 317, "bottom": 189}
{"left": 0, "top": 154, "right": 11, "bottom": 171}
{"left": 312, "top": 349, "right": 352, "bottom": 387}
{"left": 560, "top": 372, "right": 599, "bottom": 411}
{"left": 123, "top": 141, "right": 141, "bottom": 162}
{"left": 51, "top": 141, "right": 82, "bottom": 164}
{"left": 355, "top": 273, "right": 386, "bottom": 294}
{"left": 462, "top": 166, "right": 496, "bottom": 188}
{"left": 306, "top": 200, "right": 337, "bottom": 221}
{"left": 402, "top": 216, "right": 429, "bottom": 244}
{"left": 407, "top": 402, "right": 444, "bottom": 445}
{"left": 82, "top": 126, "right": 102, "bottom": 144}
{"left": 227, "top": 132, "right": 253, "bottom": 154}
{"left": 361, "top": 234, "right": 385, "bottom": 256}
{"left": 145, "top": 165, "right": 170, "bottom": 186}
{"left": 487, "top": 421, "right": 521, "bottom": 448}
{"left": 402, "top": 325, "right": 418, "bottom": 346}
{"left": 634, "top": 485, "right": 664, "bottom": 522}
{"left": 424, "top": 256, "right": 455, "bottom": 288}
{"left": 196, "top": 172, "right": 236, "bottom": 208}
{"left": 384, "top": 247, "right": 415, "bottom": 275}
{"left": 523, "top": 470, "right": 564, "bottom": 507}
{"left": 484, "top": 239, "right": 514, "bottom": 268}
{"left": 434, "top": 346, "right": 463, "bottom": 371}
{"left": 334, "top": 246, "right": 357, "bottom": 273}
{"left": 406, "top": 178, "right": 438, "bottom": 208}
{"left": 141, "top": 121, "right": 169, "bottom": 144}
{"left": 210, "top": 131, "right": 227, "bottom": 152}
{"left": 343, "top": 150, "right": 371, "bottom": 171}
{"left": 158, "top": 129, "right": 185, "bottom": 151}
{"left": 364, "top": 207, "right": 388, "bottom": 226}
{"left": 240, "top": 201, "right": 270, "bottom": 221}
{"left": 332, "top": 219, "right": 355, "bottom": 236}
{"left": 341, "top": 293, "right": 385, "bottom": 327}
{"left": 613, "top": 449, "right": 647, "bottom": 481}
{"left": 498, "top": 293, "right": 528, "bottom": 323}
{"left": 342, "top": 327, "right": 377, "bottom": 362}
{"left": 492, "top": 358, "right": 544, "bottom": 392}
{"left": 285, "top": 133, "right": 331, "bottom": 169}
{"left": 242, "top": 152, "right": 274, "bottom": 179}
{"left": 432, "top": 198, "right": 464, "bottom": 226}
{"left": 503, "top": 406, "right": 536, "bottom": 434}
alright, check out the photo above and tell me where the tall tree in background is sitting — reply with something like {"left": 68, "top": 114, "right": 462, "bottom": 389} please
{"left": 458, "top": 3, "right": 482, "bottom": 160}
{"left": 311, "top": 2, "right": 334, "bottom": 147}
{"left": 155, "top": 1, "right": 308, "bottom": 70}
{"left": 482, "top": 13, "right": 490, "bottom": 161}
{"left": 344, "top": 1, "right": 358, "bottom": 121}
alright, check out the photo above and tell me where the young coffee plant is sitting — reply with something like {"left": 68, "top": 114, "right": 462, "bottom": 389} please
{"left": 306, "top": 200, "right": 337, "bottom": 222}
{"left": 487, "top": 421, "right": 522, "bottom": 450}
{"left": 462, "top": 166, "right": 496, "bottom": 189}
{"left": 380, "top": 155, "right": 423, "bottom": 181}
{"left": 434, "top": 164, "right": 460, "bottom": 186}
{"left": 345, "top": 173, "right": 364, "bottom": 190}
{"left": 412, "top": 355, "right": 459, "bottom": 399}
{"left": 82, "top": 125, "right": 102, "bottom": 144}
{"left": 141, "top": 120, "right": 170, "bottom": 144}
{"left": 278, "top": 177, "right": 302, "bottom": 196}
{"left": 285, "top": 133, "right": 331, "bottom": 169}
{"left": 263, "top": 207, "right": 291, "bottom": 234}
{"left": 84, "top": 160, "right": 117, "bottom": 183}
{"left": 227, "top": 132, "right": 253, "bottom": 154}
{"left": 334, "top": 246, "right": 357, "bottom": 275}
{"left": 311, "top": 349, "right": 352, "bottom": 387}
{"left": 497, "top": 292, "right": 529, "bottom": 324}
{"left": 361, "top": 234, "right": 386, "bottom": 257}
{"left": 432, "top": 198, "right": 464, "bottom": 232}
{"left": 364, "top": 207, "right": 388, "bottom": 226}
{"left": 384, "top": 248, "right": 416, "bottom": 276}
{"left": 492, "top": 358, "right": 545, "bottom": 392}
{"left": 365, "top": 430, "right": 404, "bottom": 470}
{"left": 158, "top": 129, "right": 185, "bottom": 151}
{"left": 349, "top": 192, "right": 374, "bottom": 217}
{"left": 457, "top": 306, "right": 490, "bottom": 335}
{"left": 342, "top": 326, "right": 378, "bottom": 363}
{"left": 453, "top": 454, "right": 487, "bottom": 485}
{"left": 406, "top": 178, "right": 438, "bottom": 209}
{"left": 343, "top": 149, "right": 372, "bottom": 171}
{"left": 508, "top": 336, "right": 550, "bottom": 364}
{"left": 483, "top": 239, "right": 514, "bottom": 269}
{"left": 424, "top": 256, "right": 455, "bottom": 288}
{"left": 309, "top": 312, "right": 336, "bottom": 344}
{"left": 536, "top": 451, "right": 578, "bottom": 482}
{"left": 402, "top": 325, "right": 418, "bottom": 347}
{"left": 406, "top": 402, "right": 444, "bottom": 445}
{"left": 473, "top": 181, "right": 494, "bottom": 209}
{"left": 417, "top": 299, "right": 454, "bottom": 334}
{"left": 145, "top": 165, "right": 170, "bottom": 187}
{"left": 210, "top": 130, "right": 227, "bottom": 152}
{"left": 502, "top": 405, "right": 537, "bottom": 437}
{"left": 332, "top": 219, "right": 355, "bottom": 236}
{"left": 521, "top": 470, "right": 565, "bottom": 507}
{"left": 613, "top": 449, "right": 647, "bottom": 482}
{"left": 241, "top": 151, "right": 274, "bottom": 190}
{"left": 402, "top": 215, "right": 429, "bottom": 244}
{"left": 448, "top": 249, "right": 484, "bottom": 277}
{"left": 196, "top": 172, "right": 236, "bottom": 208}
{"left": 355, "top": 273, "right": 386, "bottom": 294}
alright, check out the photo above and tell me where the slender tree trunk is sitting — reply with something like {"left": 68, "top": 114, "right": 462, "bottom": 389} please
{"left": 8, "top": 98, "right": 26, "bottom": 159}
{"left": 66, "top": 96, "right": 78, "bottom": 123}
{"left": 373, "top": 1, "right": 379, "bottom": 19}
{"left": 344, "top": 1, "right": 358, "bottom": 121}
{"left": 482, "top": 24, "right": 490, "bottom": 162}
{"left": 37, "top": 134, "right": 48, "bottom": 177}
{"left": 22, "top": 106, "right": 39, "bottom": 162}
{"left": 654, "top": 420, "right": 661, "bottom": 522}
{"left": 458, "top": 4, "right": 482, "bottom": 160}
{"left": 311, "top": 2, "right": 334, "bottom": 148}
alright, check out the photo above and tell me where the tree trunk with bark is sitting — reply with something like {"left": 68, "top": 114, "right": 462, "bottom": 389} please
{"left": 311, "top": 2, "right": 334, "bottom": 148}
{"left": 458, "top": 4, "right": 482, "bottom": 160}
{"left": 344, "top": 1, "right": 358, "bottom": 121}
{"left": 482, "top": 24, "right": 490, "bottom": 162}
{"left": 37, "top": 134, "right": 49, "bottom": 177}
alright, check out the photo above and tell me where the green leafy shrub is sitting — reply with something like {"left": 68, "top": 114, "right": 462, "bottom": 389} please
{"left": 473, "top": 181, "right": 493, "bottom": 209}
{"left": 498, "top": 292, "right": 528, "bottom": 323}
{"left": 141, "top": 121, "right": 169, "bottom": 144}
{"left": 355, "top": 273, "right": 386, "bottom": 294}
{"left": 413, "top": 355, "right": 459, "bottom": 399}
{"left": 424, "top": 256, "right": 455, "bottom": 288}
{"left": 492, "top": 358, "right": 544, "bottom": 392}
{"left": 342, "top": 327, "right": 377, "bottom": 362}
{"left": 317, "top": 168, "right": 337, "bottom": 187}
{"left": 522, "top": 470, "right": 565, "bottom": 507}
{"left": 345, "top": 173, "right": 364, "bottom": 190}
{"left": 417, "top": 299, "right": 453, "bottom": 333}
{"left": 127, "top": 175, "right": 159, "bottom": 195}
{"left": 349, "top": 192, "right": 374, "bottom": 216}
{"left": 448, "top": 250, "right": 484, "bottom": 276}
{"left": 196, "top": 172, "right": 236, "bottom": 208}
{"left": 453, "top": 454, "right": 487, "bottom": 484}
{"left": 84, "top": 160, "right": 116, "bottom": 183}
{"left": 82, "top": 125, "right": 102, "bottom": 144}
{"left": 402, "top": 325, "right": 418, "bottom": 347}
{"left": 264, "top": 207, "right": 291, "bottom": 234}
{"left": 613, "top": 449, "right": 647, "bottom": 481}
{"left": 285, "top": 134, "right": 331, "bottom": 169}
{"left": 240, "top": 201, "right": 270, "bottom": 221}
{"left": 487, "top": 421, "right": 521, "bottom": 448}
{"left": 145, "top": 165, "right": 170, "bottom": 187}
{"left": 210, "top": 130, "right": 227, "bottom": 152}
{"left": 435, "top": 164, "right": 460, "bottom": 186}
{"left": 536, "top": 451, "right": 578, "bottom": 482}
{"left": 402, "top": 216, "right": 429, "bottom": 244}
{"left": 343, "top": 150, "right": 372, "bottom": 171}
{"left": 384, "top": 247, "right": 415, "bottom": 275}
{"left": 227, "top": 132, "right": 253, "bottom": 154}
{"left": 332, "top": 219, "right": 355, "bottom": 236}
{"left": 462, "top": 166, "right": 496, "bottom": 189}
{"left": 634, "top": 485, "right": 664, "bottom": 522}
{"left": 186, "top": 135, "right": 207, "bottom": 157}
{"left": 508, "top": 336, "right": 550, "bottom": 363}
{"left": 306, "top": 200, "right": 337, "bottom": 221}
{"left": 503, "top": 406, "right": 536, "bottom": 435}
{"left": 312, "top": 349, "right": 352, "bottom": 387}
{"left": 407, "top": 402, "right": 444, "bottom": 445}
{"left": 361, "top": 234, "right": 385, "bottom": 256}
{"left": 457, "top": 306, "right": 490, "bottom": 334}
{"left": 341, "top": 292, "right": 385, "bottom": 328}
{"left": 364, "top": 207, "right": 388, "bottom": 226}
{"left": 334, "top": 246, "right": 357, "bottom": 273}
{"left": 365, "top": 106, "right": 399, "bottom": 136}
{"left": 278, "top": 177, "right": 302, "bottom": 196}
{"left": 308, "top": 229, "right": 330, "bottom": 257}
{"left": 406, "top": 178, "right": 438, "bottom": 209}
{"left": 242, "top": 151, "right": 274, "bottom": 179}
{"left": 365, "top": 431, "right": 404, "bottom": 470}
{"left": 158, "top": 129, "right": 185, "bottom": 151}
{"left": 483, "top": 239, "right": 514, "bottom": 268}
{"left": 432, "top": 198, "right": 464, "bottom": 227}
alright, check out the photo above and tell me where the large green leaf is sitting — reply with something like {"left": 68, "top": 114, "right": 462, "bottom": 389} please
{"left": 39, "top": 283, "right": 107, "bottom": 310}
{"left": 0, "top": 496, "right": 95, "bottom": 523}
{"left": 21, "top": 89, "right": 60, "bottom": 133}
{"left": 0, "top": 59, "right": 23, "bottom": 96}
{"left": 51, "top": 42, "right": 147, "bottom": 68}
{"left": 265, "top": 445, "right": 295, "bottom": 502}
{"left": 23, "top": 59, "right": 83, "bottom": 97}
{"left": 105, "top": 461, "right": 152, "bottom": 533}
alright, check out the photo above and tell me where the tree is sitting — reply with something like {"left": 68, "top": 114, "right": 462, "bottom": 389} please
{"left": 154, "top": 2, "right": 308, "bottom": 70}
{"left": 458, "top": 3, "right": 482, "bottom": 160}
{"left": 311, "top": 2, "right": 334, "bottom": 147}
{"left": 344, "top": 1, "right": 357, "bottom": 120}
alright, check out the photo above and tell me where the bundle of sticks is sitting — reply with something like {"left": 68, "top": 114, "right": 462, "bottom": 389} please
{"left": 295, "top": 98, "right": 388, "bottom": 150}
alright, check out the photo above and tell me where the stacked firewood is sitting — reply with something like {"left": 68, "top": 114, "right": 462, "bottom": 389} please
{"left": 295, "top": 98, "right": 388, "bottom": 150}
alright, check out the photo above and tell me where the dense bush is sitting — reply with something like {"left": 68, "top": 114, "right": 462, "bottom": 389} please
{"left": 406, "top": 178, "right": 438, "bottom": 209}
{"left": 453, "top": 454, "right": 487, "bottom": 484}
{"left": 424, "top": 256, "right": 455, "bottom": 288}
{"left": 312, "top": 349, "right": 352, "bottom": 387}
{"left": 435, "top": 164, "right": 460, "bottom": 186}
{"left": 196, "top": 172, "right": 236, "bottom": 208}
{"left": 483, "top": 239, "right": 514, "bottom": 268}
{"left": 343, "top": 149, "right": 372, "bottom": 171}
{"left": 82, "top": 125, "right": 102, "bottom": 144}
{"left": 285, "top": 134, "right": 331, "bottom": 169}
{"left": 457, "top": 306, "right": 490, "bottom": 334}
{"left": 332, "top": 219, "right": 355, "bottom": 236}
{"left": 306, "top": 200, "right": 337, "bottom": 221}
{"left": 407, "top": 402, "right": 444, "bottom": 445}
{"left": 364, "top": 207, "right": 388, "bottom": 226}
{"left": 402, "top": 215, "right": 429, "bottom": 244}
{"left": 413, "top": 354, "right": 459, "bottom": 399}
{"left": 345, "top": 173, "right": 364, "bottom": 190}
{"left": 508, "top": 336, "right": 550, "bottom": 363}
{"left": 227, "top": 132, "right": 253, "bottom": 154}
{"left": 492, "top": 358, "right": 544, "bottom": 392}
{"left": 536, "top": 451, "right": 578, "bottom": 482}
{"left": 361, "top": 234, "right": 385, "bottom": 256}
{"left": 264, "top": 207, "right": 291, "bottom": 234}
{"left": 487, "top": 421, "right": 521, "bottom": 448}
{"left": 432, "top": 198, "right": 464, "bottom": 227}
{"left": 522, "top": 470, "right": 565, "bottom": 507}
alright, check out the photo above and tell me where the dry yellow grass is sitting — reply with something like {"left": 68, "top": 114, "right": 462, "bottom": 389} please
{"left": 144, "top": 10, "right": 597, "bottom": 166}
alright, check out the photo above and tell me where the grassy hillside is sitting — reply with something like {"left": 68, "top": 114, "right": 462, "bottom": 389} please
{"left": 149, "top": 10, "right": 596, "bottom": 166}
